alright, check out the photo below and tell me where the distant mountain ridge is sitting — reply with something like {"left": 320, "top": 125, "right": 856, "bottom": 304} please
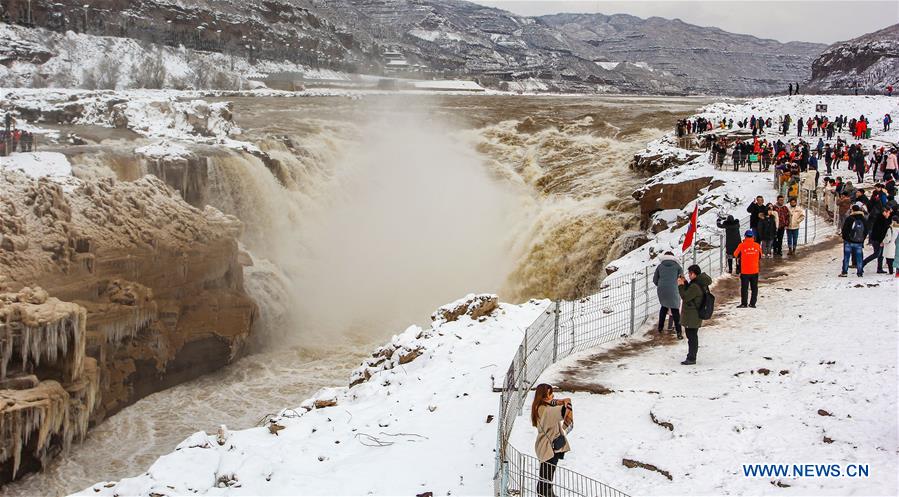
{"left": 808, "top": 23, "right": 899, "bottom": 93}
{"left": 0, "top": 0, "right": 834, "bottom": 94}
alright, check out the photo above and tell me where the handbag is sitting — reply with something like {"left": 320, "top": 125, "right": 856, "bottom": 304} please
{"left": 551, "top": 423, "right": 567, "bottom": 451}
{"left": 551, "top": 407, "right": 572, "bottom": 451}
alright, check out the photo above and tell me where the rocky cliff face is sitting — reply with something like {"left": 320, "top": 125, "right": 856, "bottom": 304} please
{"left": 539, "top": 13, "right": 826, "bottom": 95}
{"left": 809, "top": 23, "right": 899, "bottom": 93}
{"left": 0, "top": 171, "right": 256, "bottom": 483}
{"left": 2, "top": 0, "right": 827, "bottom": 95}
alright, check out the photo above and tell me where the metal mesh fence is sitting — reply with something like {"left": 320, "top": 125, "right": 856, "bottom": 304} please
{"left": 494, "top": 192, "right": 834, "bottom": 497}
{"left": 503, "top": 444, "right": 629, "bottom": 497}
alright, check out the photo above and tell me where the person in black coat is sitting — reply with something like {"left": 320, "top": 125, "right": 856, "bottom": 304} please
{"left": 862, "top": 207, "right": 893, "bottom": 273}
{"left": 747, "top": 196, "right": 766, "bottom": 231}
{"left": 717, "top": 215, "right": 742, "bottom": 273}
{"left": 756, "top": 211, "right": 777, "bottom": 256}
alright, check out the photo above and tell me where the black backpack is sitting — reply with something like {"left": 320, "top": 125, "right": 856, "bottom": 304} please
{"left": 848, "top": 217, "right": 866, "bottom": 244}
{"left": 698, "top": 284, "right": 715, "bottom": 320}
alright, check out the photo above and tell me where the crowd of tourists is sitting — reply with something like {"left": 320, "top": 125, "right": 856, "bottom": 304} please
{"left": 1, "top": 113, "right": 36, "bottom": 156}
{"left": 533, "top": 102, "right": 897, "bottom": 497}
{"left": 678, "top": 111, "right": 896, "bottom": 182}
{"left": 0, "top": 129, "right": 37, "bottom": 156}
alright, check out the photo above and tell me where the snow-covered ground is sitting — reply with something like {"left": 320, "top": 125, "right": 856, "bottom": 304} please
{"left": 511, "top": 246, "right": 898, "bottom": 495}
{"left": 75, "top": 297, "right": 548, "bottom": 496}
{"left": 0, "top": 151, "right": 71, "bottom": 178}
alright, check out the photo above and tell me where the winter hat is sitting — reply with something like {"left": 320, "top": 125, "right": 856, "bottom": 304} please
{"left": 744, "top": 229, "right": 755, "bottom": 238}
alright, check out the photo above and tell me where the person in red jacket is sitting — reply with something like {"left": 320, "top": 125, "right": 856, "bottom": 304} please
{"left": 734, "top": 230, "right": 762, "bottom": 308}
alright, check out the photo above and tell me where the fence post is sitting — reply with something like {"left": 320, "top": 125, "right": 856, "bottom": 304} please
{"left": 718, "top": 234, "right": 724, "bottom": 275}
{"left": 522, "top": 332, "right": 527, "bottom": 388}
{"left": 643, "top": 266, "right": 649, "bottom": 320}
{"left": 804, "top": 204, "right": 809, "bottom": 245}
{"left": 552, "top": 301, "right": 560, "bottom": 363}
{"left": 813, "top": 195, "right": 818, "bottom": 240}
{"left": 629, "top": 277, "right": 636, "bottom": 335}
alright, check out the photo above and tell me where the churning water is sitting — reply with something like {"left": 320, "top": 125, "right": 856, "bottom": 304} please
{"left": 4, "top": 94, "right": 715, "bottom": 496}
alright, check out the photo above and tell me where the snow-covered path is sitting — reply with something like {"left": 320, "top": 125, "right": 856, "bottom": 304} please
{"left": 511, "top": 239, "right": 898, "bottom": 495}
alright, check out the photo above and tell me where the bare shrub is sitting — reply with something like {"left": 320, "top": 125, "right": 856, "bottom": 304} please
{"left": 82, "top": 57, "right": 121, "bottom": 90}
{"left": 133, "top": 51, "right": 167, "bottom": 89}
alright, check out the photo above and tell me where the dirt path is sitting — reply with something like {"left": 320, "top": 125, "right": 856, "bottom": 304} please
{"left": 554, "top": 234, "right": 842, "bottom": 393}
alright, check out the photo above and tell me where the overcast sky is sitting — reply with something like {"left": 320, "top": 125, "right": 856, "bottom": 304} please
{"left": 472, "top": 1, "right": 898, "bottom": 44}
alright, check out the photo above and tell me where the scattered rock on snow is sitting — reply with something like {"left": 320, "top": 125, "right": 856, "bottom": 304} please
{"left": 431, "top": 294, "right": 498, "bottom": 323}
{"left": 649, "top": 411, "right": 674, "bottom": 431}
{"left": 622, "top": 458, "right": 673, "bottom": 481}
{"left": 817, "top": 409, "right": 833, "bottom": 417}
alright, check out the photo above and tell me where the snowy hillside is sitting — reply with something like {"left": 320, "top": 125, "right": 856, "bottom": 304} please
{"left": 0, "top": 0, "right": 831, "bottom": 95}
{"left": 0, "top": 23, "right": 347, "bottom": 90}
{"left": 809, "top": 23, "right": 899, "bottom": 93}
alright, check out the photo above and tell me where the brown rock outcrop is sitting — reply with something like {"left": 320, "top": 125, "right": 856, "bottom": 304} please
{"left": 431, "top": 294, "right": 499, "bottom": 323}
{"left": 0, "top": 287, "right": 100, "bottom": 482}
{"left": 0, "top": 171, "right": 256, "bottom": 483}
{"left": 633, "top": 177, "right": 724, "bottom": 229}
{"left": 631, "top": 149, "right": 702, "bottom": 175}
{"left": 137, "top": 148, "right": 210, "bottom": 207}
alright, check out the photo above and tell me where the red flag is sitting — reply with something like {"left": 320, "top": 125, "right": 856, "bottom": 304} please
{"left": 682, "top": 203, "right": 699, "bottom": 252}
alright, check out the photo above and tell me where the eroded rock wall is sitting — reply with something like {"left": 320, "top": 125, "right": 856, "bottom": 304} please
{"left": 0, "top": 171, "right": 256, "bottom": 483}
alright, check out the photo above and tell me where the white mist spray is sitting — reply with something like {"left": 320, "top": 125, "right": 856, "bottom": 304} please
{"left": 208, "top": 109, "right": 529, "bottom": 348}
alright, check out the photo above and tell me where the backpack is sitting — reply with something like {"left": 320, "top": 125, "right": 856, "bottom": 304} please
{"left": 848, "top": 217, "right": 866, "bottom": 244}
{"left": 698, "top": 284, "right": 715, "bottom": 320}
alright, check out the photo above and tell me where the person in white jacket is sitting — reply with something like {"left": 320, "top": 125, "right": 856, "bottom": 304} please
{"left": 786, "top": 198, "right": 806, "bottom": 255}
{"left": 884, "top": 217, "right": 898, "bottom": 274}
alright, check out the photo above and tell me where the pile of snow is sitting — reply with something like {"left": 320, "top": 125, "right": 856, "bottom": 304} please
{"left": 512, "top": 246, "right": 897, "bottom": 495}
{"left": 77, "top": 299, "right": 549, "bottom": 496}
{"left": 0, "top": 152, "right": 72, "bottom": 178}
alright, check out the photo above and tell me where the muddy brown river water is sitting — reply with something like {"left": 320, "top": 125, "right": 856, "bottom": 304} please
{"left": 4, "top": 94, "right": 716, "bottom": 496}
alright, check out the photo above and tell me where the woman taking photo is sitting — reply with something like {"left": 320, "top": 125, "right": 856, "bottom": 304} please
{"left": 531, "top": 383, "right": 573, "bottom": 497}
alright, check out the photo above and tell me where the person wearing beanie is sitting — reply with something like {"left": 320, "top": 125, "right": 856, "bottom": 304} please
{"left": 734, "top": 230, "right": 762, "bottom": 307}
{"left": 676, "top": 264, "right": 712, "bottom": 365}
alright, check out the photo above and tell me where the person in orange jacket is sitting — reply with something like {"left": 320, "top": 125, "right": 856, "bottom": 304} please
{"left": 734, "top": 230, "right": 762, "bottom": 308}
